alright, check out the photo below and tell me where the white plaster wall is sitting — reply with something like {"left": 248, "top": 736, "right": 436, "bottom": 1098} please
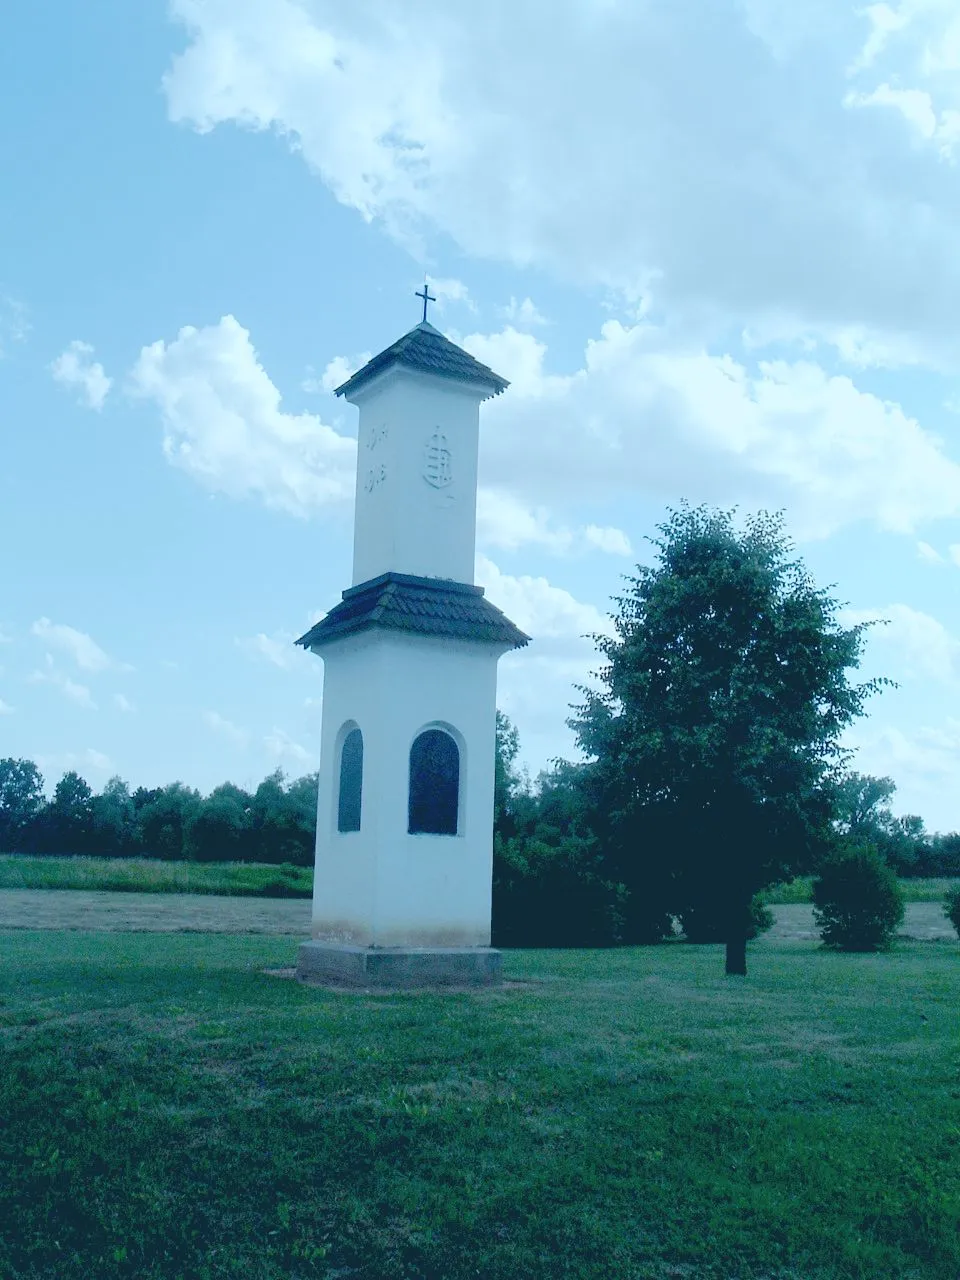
{"left": 311, "top": 630, "right": 508, "bottom": 947}
{"left": 348, "top": 368, "right": 483, "bottom": 586}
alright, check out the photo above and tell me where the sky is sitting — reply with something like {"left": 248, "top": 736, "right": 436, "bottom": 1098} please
{"left": 2, "top": 0, "right": 960, "bottom": 830}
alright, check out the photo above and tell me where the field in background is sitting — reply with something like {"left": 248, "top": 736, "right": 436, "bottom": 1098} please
{"left": 1, "top": 930, "right": 958, "bottom": 1279}
{"left": 0, "top": 855, "right": 955, "bottom": 905}
{"left": 0, "top": 854, "right": 311, "bottom": 897}
{"left": 761, "top": 875, "right": 956, "bottom": 903}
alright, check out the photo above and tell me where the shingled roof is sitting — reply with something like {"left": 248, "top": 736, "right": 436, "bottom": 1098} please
{"left": 295, "top": 573, "right": 530, "bottom": 651}
{"left": 334, "top": 322, "right": 509, "bottom": 400}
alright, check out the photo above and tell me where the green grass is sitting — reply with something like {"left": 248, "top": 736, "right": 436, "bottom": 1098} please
{"left": 763, "top": 875, "right": 957, "bottom": 904}
{"left": 0, "top": 855, "right": 312, "bottom": 897}
{"left": 2, "top": 855, "right": 955, "bottom": 909}
{"left": 1, "top": 931, "right": 958, "bottom": 1278}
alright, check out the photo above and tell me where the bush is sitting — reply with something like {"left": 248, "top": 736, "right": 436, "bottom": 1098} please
{"left": 679, "top": 893, "right": 774, "bottom": 944}
{"left": 492, "top": 833, "right": 629, "bottom": 947}
{"left": 258, "top": 863, "right": 313, "bottom": 899}
{"left": 813, "top": 844, "right": 904, "bottom": 952}
{"left": 945, "top": 884, "right": 960, "bottom": 939}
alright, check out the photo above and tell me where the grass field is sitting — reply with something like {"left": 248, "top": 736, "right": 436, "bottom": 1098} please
{"left": 761, "top": 875, "right": 956, "bottom": 904}
{"left": 1, "top": 930, "right": 958, "bottom": 1279}
{"left": 0, "top": 854, "right": 955, "bottom": 905}
{"left": 0, "top": 854, "right": 312, "bottom": 897}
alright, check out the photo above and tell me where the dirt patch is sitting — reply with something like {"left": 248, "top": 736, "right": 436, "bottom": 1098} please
{"left": 0, "top": 889, "right": 310, "bottom": 934}
{"left": 0, "top": 891, "right": 955, "bottom": 942}
{"left": 763, "top": 902, "right": 955, "bottom": 942}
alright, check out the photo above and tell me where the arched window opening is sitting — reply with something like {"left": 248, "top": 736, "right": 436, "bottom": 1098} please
{"left": 337, "top": 727, "right": 363, "bottom": 833}
{"left": 408, "top": 729, "right": 460, "bottom": 835}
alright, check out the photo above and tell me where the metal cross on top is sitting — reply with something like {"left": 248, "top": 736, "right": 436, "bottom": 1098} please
{"left": 415, "top": 281, "right": 436, "bottom": 324}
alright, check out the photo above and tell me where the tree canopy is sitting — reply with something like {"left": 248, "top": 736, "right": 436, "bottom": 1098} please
{"left": 569, "top": 505, "right": 887, "bottom": 973}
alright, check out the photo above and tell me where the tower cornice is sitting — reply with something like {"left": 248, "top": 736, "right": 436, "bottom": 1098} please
{"left": 295, "top": 572, "right": 530, "bottom": 652}
{"left": 334, "top": 322, "right": 508, "bottom": 402}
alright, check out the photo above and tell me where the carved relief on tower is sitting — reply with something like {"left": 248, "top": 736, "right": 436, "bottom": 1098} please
{"left": 366, "top": 422, "right": 389, "bottom": 452}
{"left": 423, "top": 427, "right": 453, "bottom": 490}
{"left": 363, "top": 422, "right": 388, "bottom": 495}
{"left": 363, "top": 463, "right": 387, "bottom": 493}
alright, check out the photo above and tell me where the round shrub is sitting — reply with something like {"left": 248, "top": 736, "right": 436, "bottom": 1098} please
{"left": 679, "top": 893, "right": 774, "bottom": 944}
{"left": 813, "top": 844, "right": 904, "bottom": 951}
{"left": 944, "top": 884, "right": 960, "bottom": 939}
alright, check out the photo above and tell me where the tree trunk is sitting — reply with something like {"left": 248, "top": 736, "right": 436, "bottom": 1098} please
{"left": 724, "top": 887, "right": 751, "bottom": 976}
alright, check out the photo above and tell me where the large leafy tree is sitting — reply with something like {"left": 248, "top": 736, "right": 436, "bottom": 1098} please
{"left": 37, "top": 771, "right": 96, "bottom": 854}
{"left": 184, "top": 785, "right": 250, "bottom": 863}
{"left": 570, "top": 506, "right": 885, "bottom": 975}
{"left": 491, "top": 719, "right": 626, "bottom": 948}
{"left": 248, "top": 771, "right": 317, "bottom": 865}
{"left": 833, "top": 772, "right": 930, "bottom": 875}
{"left": 0, "top": 758, "right": 45, "bottom": 851}
{"left": 137, "top": 783, "right": 202, "bottom": 860}
{"left": 91, "top": 776, "right": 137, "bottom": 856}
{"left": 493, "top": 710, "right": 532, "bottom": 843}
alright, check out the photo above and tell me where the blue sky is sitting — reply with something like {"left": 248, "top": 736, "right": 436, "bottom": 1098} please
{"left": 2, "top": 0, "right": 960, "bottom": 829}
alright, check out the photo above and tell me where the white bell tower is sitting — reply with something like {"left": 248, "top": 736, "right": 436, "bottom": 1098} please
{"left": 295, "top": 306, "right": 529, "bottom": 987}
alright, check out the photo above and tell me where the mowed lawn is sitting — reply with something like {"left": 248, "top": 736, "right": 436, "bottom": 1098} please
{"left": 1, "top": 931, "right": 958, "bottom": 1280}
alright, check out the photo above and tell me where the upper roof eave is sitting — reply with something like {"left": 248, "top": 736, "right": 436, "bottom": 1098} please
{"left": 333, "top": 321, "right": 509, "bottom": 401}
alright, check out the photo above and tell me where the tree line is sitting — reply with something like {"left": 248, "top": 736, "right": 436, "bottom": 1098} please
{"left": 0, "top": 762, "right": 317, "bottom": 866}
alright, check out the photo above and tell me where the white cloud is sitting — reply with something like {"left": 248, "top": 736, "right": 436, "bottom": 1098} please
{"left": 31, "top": 618, "right": 114, "bottom": 672}
{"left": 50, "top": 340, "right": 112, "bottom": 410}
{"left": 130, "top": 315, "right": 356, "bottom": 517}
{"left": 500, "top": 297, "right": 548, "bottom": 327}
{"left": 236, "top": 630, "right": 299, "bottom": 669}
{"left": 477, "top": 554, "right": 611, "bottom": 644}
{"left": 424, "top": 275, "right": 476, "bottom": 313}
{"left": 917, "top": 540, "right": 944, "bottom": 563}
{"left": 844, "top": 84, "right": 960, "bottom": 159}
{"left": 37, "top": 748, "right": 114, "bottom": 779}
{"left": 585, "top": 524, "right": 632, "bottom": 556}
{"left": 466, "top": 320, "right": 960, "bottom": 540}
{"left": 61, "top": 678, "right": 96, "bottom": 709}
{"left": 82, "top": 748, "right": 112, "bottom": 773}
{"left": 303, "top": 350, "right": 372, "bottom": 394}
{"left": 28, "top": 661, "right": 98, "bottom": 710}
{"left": 843, "top": 602, "right": 960, "bottom": 685}
{"left": 848, "top": 718, "right": 960, "bottom": 831}
{"left": 202, "top": 710, "right": 249, "bottom": 747}
{"left": 113, "top": 694, "right": 136, "bottom": 713}
{"left": 264, "top": 727, "right": 313, "bottom": 766}
{"left": 150, "top": 308, "right": 960, "bottom": 548}
{"left": 844, "top": 4, "right": 960, "bottom": 163}
{"left": 164, "top": 0, "right": 960, "bottom": 361}
{"left": 477, "top": 489, "right": 574, "bottom": 554}
{"left": 476, "top": 496, "right": 633, "bottom": 558}
{"left": 0, "top": 627, "right": 11, "bottom": 644}
{"left": 0, "top": 698, "right": 12, "bottom": 715}
{"left": 0, "top": 294, "right": 29, "bottom": 357}
{"left": 476, "top": 555, "right": 613, "bottom": 772}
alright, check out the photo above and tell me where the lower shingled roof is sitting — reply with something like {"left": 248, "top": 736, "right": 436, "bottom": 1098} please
{"left": 295, "top": 572, "right": 530, "bottom": 651}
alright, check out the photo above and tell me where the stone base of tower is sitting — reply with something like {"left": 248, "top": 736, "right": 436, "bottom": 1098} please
{"left": 296, "top": 942, "right": 502, "bottom": 989}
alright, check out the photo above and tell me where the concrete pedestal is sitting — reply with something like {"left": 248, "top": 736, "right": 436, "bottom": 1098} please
{"left": 296, "top": 942, "right": 502, "bottom": 988}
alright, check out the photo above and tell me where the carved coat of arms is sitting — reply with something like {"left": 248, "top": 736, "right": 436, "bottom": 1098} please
{"left": 423, "top": 428, "right": 453, "bottom": 488}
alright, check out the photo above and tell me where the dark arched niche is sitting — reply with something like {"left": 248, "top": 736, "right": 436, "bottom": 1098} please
{"left": 408, "top": 728, "right": 460, "bottom": 835}
{"left": 337, "top": 727, "right": 363, "bottom": 833}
